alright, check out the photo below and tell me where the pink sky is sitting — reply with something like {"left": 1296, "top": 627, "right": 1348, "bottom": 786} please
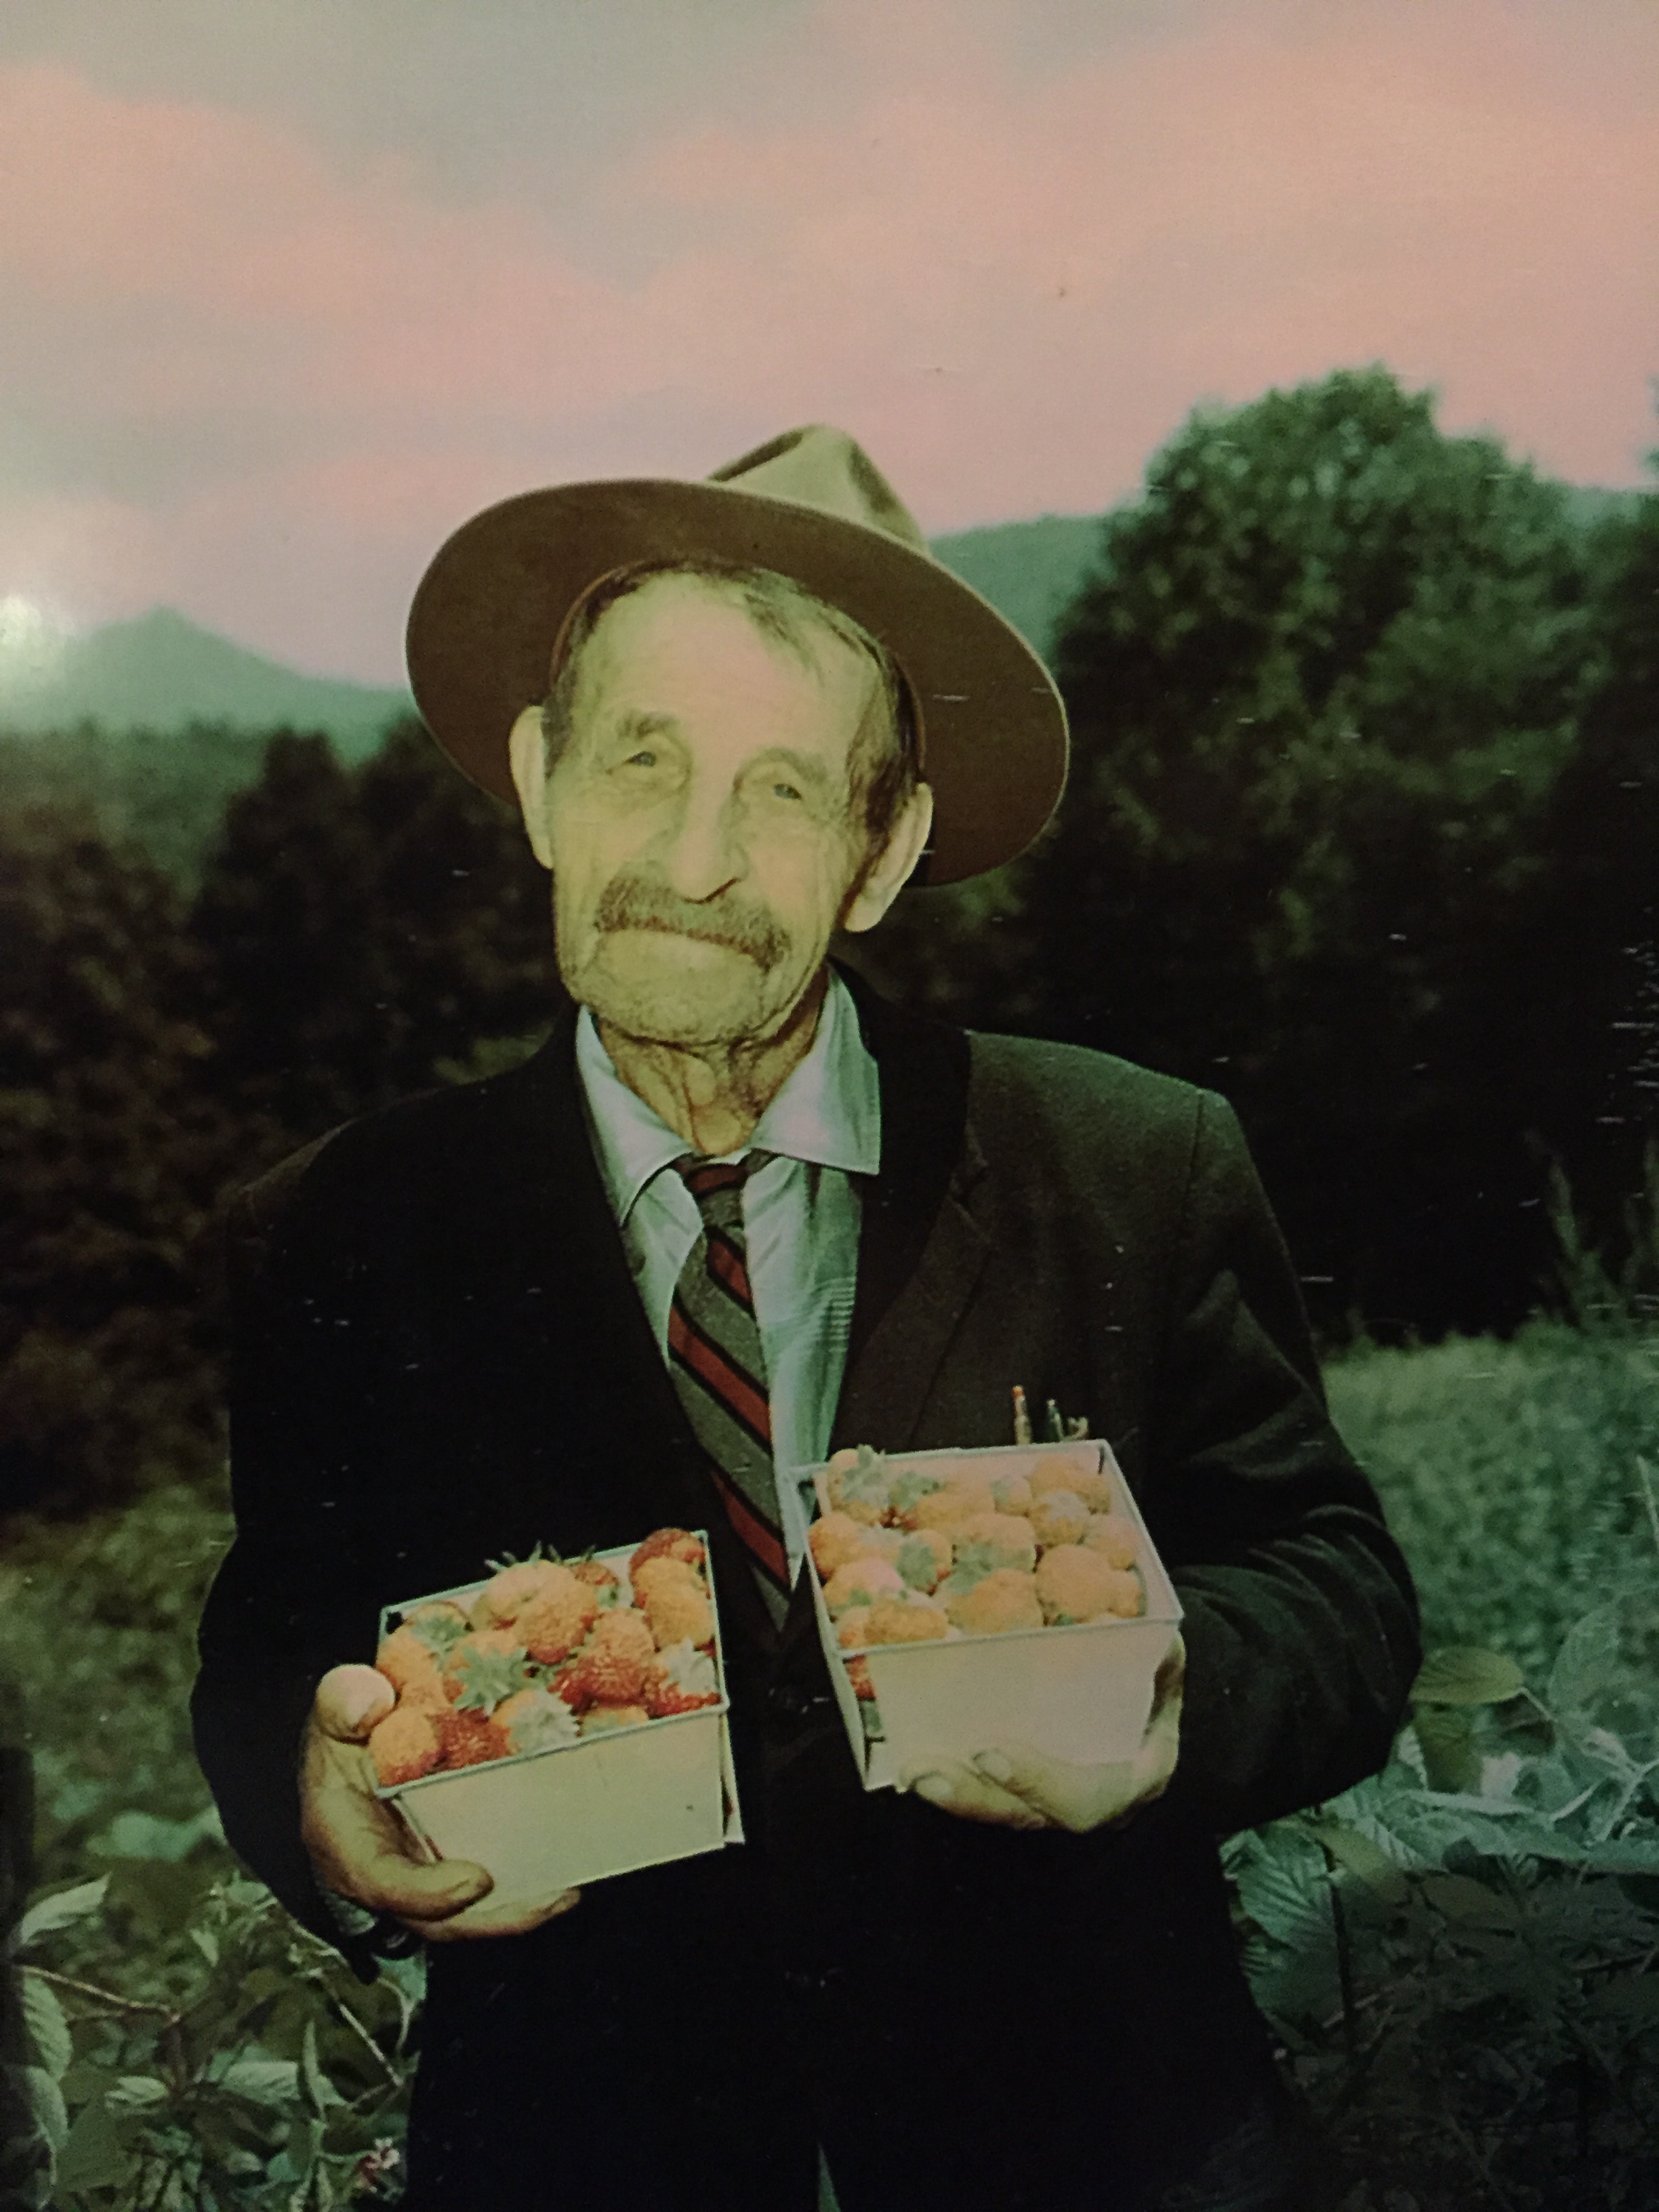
{"left": 0, "top": 0, "right": 1654, "bottom": 682}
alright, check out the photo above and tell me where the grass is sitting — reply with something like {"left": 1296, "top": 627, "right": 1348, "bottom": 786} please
{"left": 1326, "top": 1319, "right": 1659, "bottom": 1687}
{"left": 1, "top": 1479, "right": 231, "bottom": 1891}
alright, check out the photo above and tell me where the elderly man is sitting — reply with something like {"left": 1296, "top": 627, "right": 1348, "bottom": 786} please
{"left": 193, "top": 428, "right": 1418, "bottom": 2212}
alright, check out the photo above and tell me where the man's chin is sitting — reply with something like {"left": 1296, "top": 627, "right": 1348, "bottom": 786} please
{"left": 566, "top": 935, "right": 778, "bottom": 1048}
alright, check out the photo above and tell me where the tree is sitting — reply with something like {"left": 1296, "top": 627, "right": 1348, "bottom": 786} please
{"left": 867, "top": 368, "right": 1608, "bottom": 1333}
{"left": 189, "top": 721, "right": 555, "bottom": 1148}
{"left": 0, "top": 811, "right": 237, "bottom": 1511}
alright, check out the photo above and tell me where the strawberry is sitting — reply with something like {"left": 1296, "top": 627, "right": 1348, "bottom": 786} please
{"left": 368, "top": 1702, "right": 441, "bottom": 1786}
{"left": 375, "top": 1625, "right": 446, "bottom": 1706}
{"left": 579, "top": 1704, "right": 650, "bottom": 1735}
{"left": 516, "top": 1576, "right": 600, "bottom": 1665}
{"left": 437, "top": 1708, "right": 511, "bottom": 1769}
{"left": 560, "top": 1606, "right": 656, "bottom": 1704}
{"left": 640, "top": 1578, "right": 715, "bottom": 1650}
{"left": 469, "top": 1557, "right": 575, "bottom": 1631}
{"left": 629, "top": 1528, "right": 706, "bottom": 1579}
{"left": 570, "top": 1556, "right": 621, "bottom": 1601}
{"left": 643, "top": 1638, "right": 722, "bottom": 1717}
{"left": 564, "top": 1643, "right": 651, "bottom": 1706}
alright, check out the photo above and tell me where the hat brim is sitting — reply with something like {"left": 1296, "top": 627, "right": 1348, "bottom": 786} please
{"left": 405, "top": 478, "right": 1067, "bottom": 885}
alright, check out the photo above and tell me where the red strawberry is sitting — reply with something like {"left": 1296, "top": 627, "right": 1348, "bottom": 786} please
{"left": 437, "top": 1708, "right": 511, "bottom": 1769}
{"left": 560, "top": 1612, "right": 656, "bottom": 1706}
{"left": 566, "top": 1645, "right": 650, "bottom": 1706}
{"left": 643, "top": 1638, "right": 722, "bottom": 1718}
{"left": 643, "top": 1668, "right": 721, "bottom": 1719}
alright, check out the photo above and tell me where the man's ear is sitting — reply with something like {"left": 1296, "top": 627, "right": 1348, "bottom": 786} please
{"left": 842, "top": 783, "right": 935, "bottom": 935}
{"left": 507, "top": 706, "right": 554, "bottom": 870}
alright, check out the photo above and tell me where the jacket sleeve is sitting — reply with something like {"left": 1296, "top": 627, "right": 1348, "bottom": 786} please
{"left": 1147, "top": 1091, "right": 1421, "bottom": 1836}
{"left": 190, "top": 1139, "right": 383, "bottom": 1971}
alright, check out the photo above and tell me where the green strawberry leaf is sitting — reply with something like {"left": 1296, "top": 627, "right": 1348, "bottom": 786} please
{"left": 888, "top": 1467, "right": 944, "bottom": 1513}
{"left": 897, "top": 1536, "right": 941, "bottom": 1589}
{"left": 452, "top": 1643, "right": 533, "bottom": 1715}
{"left": 405, "top": 1609, "right": 469, "bottom": 1658}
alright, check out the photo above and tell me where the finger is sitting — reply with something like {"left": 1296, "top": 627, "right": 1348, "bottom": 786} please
{"left": 301, "top": 1728, "right": 490, "bottom": 1913}
{"left": 897, "top": 1755, "right": 1044, "bottom": 1829}
{"left": 972, "top": 1742, "right": 1103, "bottom": 1832}
{"left": 972, "top": 1740, "right": 1151, "bottom": 1835}
{"left": 356, "top": 1851, "right": 495, "bottom": 1921}
{"left": 314, "top": 1664, "right": 396, "bottom": 1742}
{"left": 1150, "top": 1631, "right": 1187, "bottom": 1716}
{"left": 409, "top": 1885, "right": 582, "bottom": 1944}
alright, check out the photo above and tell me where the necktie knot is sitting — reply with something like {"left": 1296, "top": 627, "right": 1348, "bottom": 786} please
{"left": 678, "top": 1152, "right": 767, "bottom": 1231}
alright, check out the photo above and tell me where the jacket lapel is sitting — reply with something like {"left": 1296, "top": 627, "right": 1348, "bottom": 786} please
{"left": 831, "top": 968, "right": 989, "bottom": 1454}
{"left": 467, "top": 1010, "right": 705, "bottom": 1545}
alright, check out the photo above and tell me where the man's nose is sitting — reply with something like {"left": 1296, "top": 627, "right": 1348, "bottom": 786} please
{"left": 655, "top": 781, "right": 743, "bottom": 903}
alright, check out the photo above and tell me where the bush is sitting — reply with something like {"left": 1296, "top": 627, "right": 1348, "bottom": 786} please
{"left": 1327, "top": 1322, "right": 1659, "bottom": 1685}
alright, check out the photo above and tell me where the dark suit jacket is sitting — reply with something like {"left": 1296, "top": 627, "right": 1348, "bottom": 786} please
{"left": 192, "top": 973, "right": 1419, "bottom": 2208}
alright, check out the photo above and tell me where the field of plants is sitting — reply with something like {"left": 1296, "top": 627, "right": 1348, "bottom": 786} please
{"left": 1, "top": 1319, "right": 1656, "bottom": 2209}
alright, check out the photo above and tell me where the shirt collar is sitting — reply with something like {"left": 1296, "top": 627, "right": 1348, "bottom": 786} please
{"left": 575, "top": 966, "right": 882, "bottom": 1225}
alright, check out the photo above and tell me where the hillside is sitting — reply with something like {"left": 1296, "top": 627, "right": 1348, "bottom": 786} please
{"left": 0, "top": 605, "right": 411, "bottom": 753}
{"left": 930, "top": 513, "right": 1103, "bottom": 658}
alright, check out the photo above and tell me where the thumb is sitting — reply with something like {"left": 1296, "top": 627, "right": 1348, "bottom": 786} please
{"left": 314, "top": 1664, "right": 396, "bottom": 1742}
{"left": 373, "top": 1852, "right": 495, "bottom": 1920}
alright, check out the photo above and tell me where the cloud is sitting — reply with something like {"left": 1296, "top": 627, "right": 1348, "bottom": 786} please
{"left": 0, "top": 0, "right": 1652, "bottom": 675}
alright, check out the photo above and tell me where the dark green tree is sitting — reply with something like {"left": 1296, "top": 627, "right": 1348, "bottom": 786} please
{"left": 868, "top": 368, "right": 1607, "bottom": 1332}
{"left": 189, "top": 721, "right": 555, "bottom": 1147}
{"left": 0, "top": 811, "right": 237, "bottom": 1511}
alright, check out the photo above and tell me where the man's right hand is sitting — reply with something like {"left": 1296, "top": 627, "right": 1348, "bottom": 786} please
{"left": 300, "top": 1665, "right": 581, "bottom": 1942}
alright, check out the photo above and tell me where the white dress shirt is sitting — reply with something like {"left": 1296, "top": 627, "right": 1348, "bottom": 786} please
{"left": 574, "top": 968, "right": 880, "bottom": 1577}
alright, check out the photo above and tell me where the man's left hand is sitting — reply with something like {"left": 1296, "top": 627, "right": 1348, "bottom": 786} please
{"left": 896, "top": 1631, "right": 1185, "bottom": 1834}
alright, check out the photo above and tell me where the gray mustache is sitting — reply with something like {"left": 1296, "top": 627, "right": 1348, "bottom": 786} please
{"left": 593, "top": 874, "right": 788, "bottom": 970}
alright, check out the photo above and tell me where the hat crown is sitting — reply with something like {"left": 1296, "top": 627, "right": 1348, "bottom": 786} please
{"left": 707, "top": 425, "right": 928, "bottom": 555}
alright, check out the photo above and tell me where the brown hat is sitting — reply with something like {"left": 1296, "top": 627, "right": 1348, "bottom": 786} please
{"left": 405, "top": 424, "right": 1067, "bottom": 884}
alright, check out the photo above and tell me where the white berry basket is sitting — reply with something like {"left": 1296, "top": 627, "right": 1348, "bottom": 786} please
{"left": 792, "top": 1439, "right": 1182, "bottom": 1791}
{"left": 373, "top": 1535, "right": 740, "bottom": 1911}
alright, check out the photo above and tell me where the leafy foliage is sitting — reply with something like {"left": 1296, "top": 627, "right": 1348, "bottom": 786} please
{"left": 1327, "top": 1322, "right": 1659, "bottom": 1684}
{"left": 8, "top": 1868, "right": 417, "bottom": 2209}
{"left": 1229, "top": 1638, "right": 1659, "bottom": 2210}
{"left": 0, "top": 813, "right": 242, "bottom": 1514}
{"left": 187, "top": 720, "right": 554, "bottom": 1147}
{"left": 861, "top": 368, "right": 1659, "bottom": 1340}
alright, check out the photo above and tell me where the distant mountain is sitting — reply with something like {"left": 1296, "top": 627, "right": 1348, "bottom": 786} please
{"left": 930, "top": 515, "right": 1104, "bottom": 660}
{"left": 0, "top": 605, "right": 413, "bottom": 755}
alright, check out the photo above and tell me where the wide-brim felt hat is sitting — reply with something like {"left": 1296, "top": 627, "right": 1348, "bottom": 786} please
{"left": 405, "top": 426, "right": 1068, "bottom": 885}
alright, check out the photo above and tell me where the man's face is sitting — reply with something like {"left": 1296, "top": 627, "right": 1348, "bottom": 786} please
{"left": 529, "top": 574, "right": 886, "bottom": 1051}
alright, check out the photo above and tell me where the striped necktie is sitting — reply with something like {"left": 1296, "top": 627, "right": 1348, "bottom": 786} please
{"left": 667, "top": 1154, "right": 792, "bottom": 1624}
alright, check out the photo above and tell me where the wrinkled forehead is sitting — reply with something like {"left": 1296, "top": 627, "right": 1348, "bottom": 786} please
{"left": 566, "top": 570, "right": 881, "bottom": 752}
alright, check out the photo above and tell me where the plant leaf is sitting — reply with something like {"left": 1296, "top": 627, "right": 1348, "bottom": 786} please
{"left": 1411, "top": 1647, "right": 1525, "bottom": 1706}
{"left": 300, "top": 2018, "right": 340, "bottom": 2116}
{"left": 218, "top": 2055, "right": 299, "bottom": 2106}
{"left": 1422, "top": 1872, "right": 1521, "bottom": 1929}
{"left": 54, "top": 2096, "right": 136, "bottom": 2194}
{"left": 12, "top": 1877, "right": 108, "bottom": 1954}
{"left": 12, "top": 2066, "right": 69, "bottom": 2154}
{"left": 17, "top": 1971, "right": 73, "bottom": 2081}
{"left": 106, "top": 2074, "right": 170, "bottom": 2109}
{"left": 1307, "top": 1818, "right": 1409, "bottom": 1904}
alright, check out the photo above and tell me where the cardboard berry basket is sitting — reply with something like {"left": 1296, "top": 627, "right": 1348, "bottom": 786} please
{"left": 792, "top": 1439, "right": 1182, "bottom": 1791}
{"left": 373, "top": 1535, "right": 740, "bottom": 1913}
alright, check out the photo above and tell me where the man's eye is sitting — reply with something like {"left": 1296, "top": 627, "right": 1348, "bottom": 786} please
{"left": 623, "top": 750, "right": 657, "bottom": 768}
{"left": 772, "top": 781, "right": 803, "bottom": 802}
